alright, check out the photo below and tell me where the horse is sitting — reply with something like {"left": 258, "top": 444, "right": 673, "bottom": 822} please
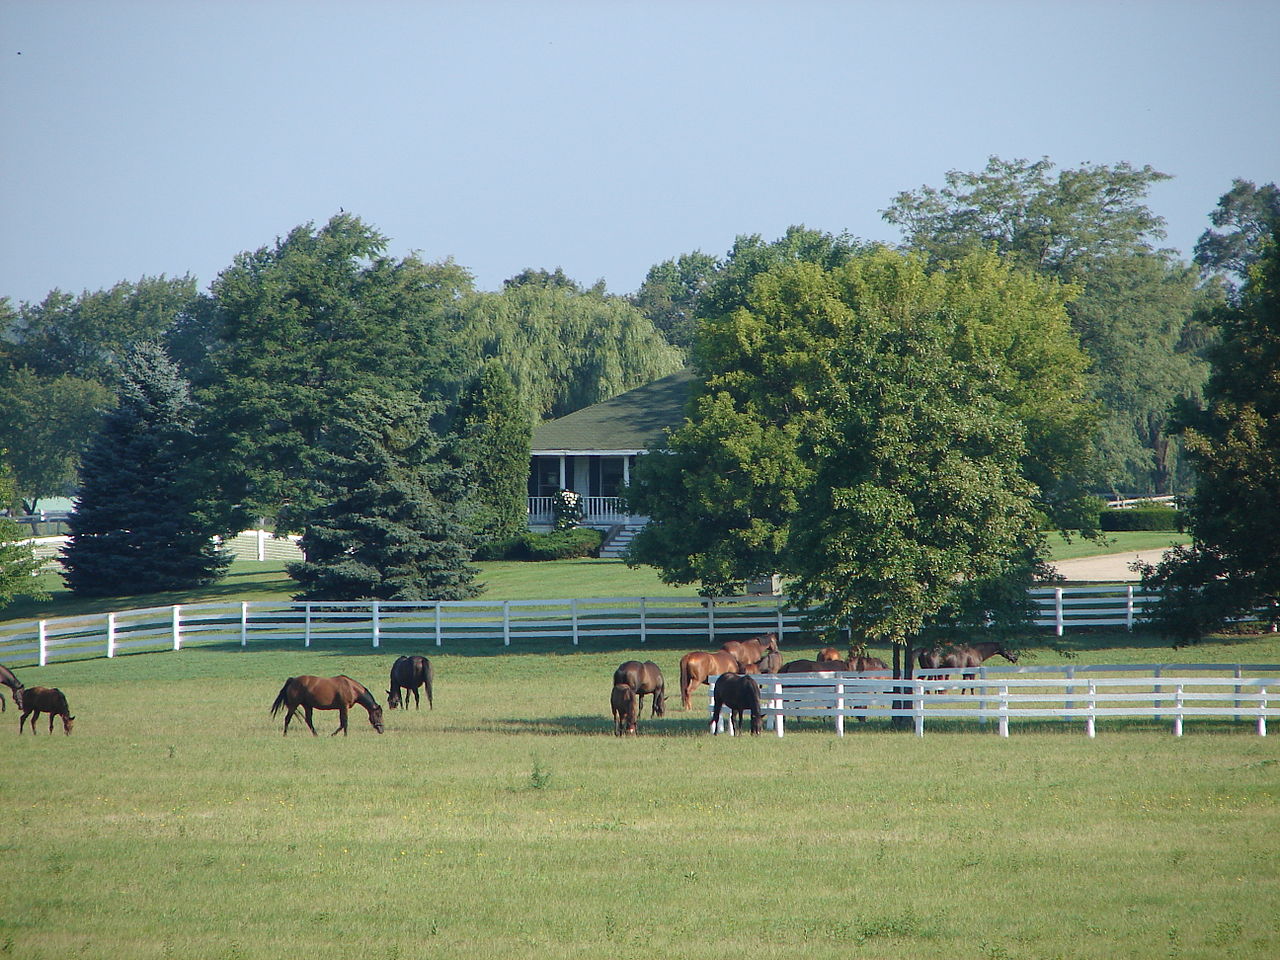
{"left": 744, "top": 650, "right": 782, "bottom": 675}
{"left": 780, "top": 658, "right": 851, "bottom": 673}
{"left": 711, "top": 673, "right": 763, "bottom": 735}
{"left": 720, "top": 633, "right": 779, "bottom": 670}
{"left": 387, "top": 655, "right": 434, "bottom": 710}
{"left": 0, "top": 663, "right": 23, "bottom": 713}
{"left": 816, "top": 647, "right": 843, "bottom": 662}
{"left": 18, "top": 687, "right": 74, "bottom": 735}
{"left": 270, "top": 675, "right": 384, "bottom": 736}
{"left": 612, "top": 661, "right": 666, "bottom": 717}
{"left": 611, "top": 682, "right": 638, "bottom": 735}
{"left": 920, "top": 642, "right": 1018, "bottom": 693}
{"left": 679, "top": 650, "right": 741, "bottom": 709}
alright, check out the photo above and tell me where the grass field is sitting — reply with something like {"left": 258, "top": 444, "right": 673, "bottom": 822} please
{"left": 2, "top": 623, "right": 1277, "bottom": 960}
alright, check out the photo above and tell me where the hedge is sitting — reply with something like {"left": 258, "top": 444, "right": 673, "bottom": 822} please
{"left": 1099, "top": 506, "right": 1184, "bottom": 531}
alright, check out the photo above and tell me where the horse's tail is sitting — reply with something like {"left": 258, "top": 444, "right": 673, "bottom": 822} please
{"left": 270, "top": 678, "right": 294, "bottom": 717}
{"left": 679, "top": 656, "right": 692, "bottom": 710}
{"left": 424, "top": 659, "right": 434, "bottom": 709}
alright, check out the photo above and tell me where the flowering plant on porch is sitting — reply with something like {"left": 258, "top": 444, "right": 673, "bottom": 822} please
{"left": 552, "top": 489, "right": 584, "bottom": 531}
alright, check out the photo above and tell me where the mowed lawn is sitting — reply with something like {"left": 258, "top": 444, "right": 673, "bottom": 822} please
{"left": 1, "top": 624, "right": 1278, "bottom": 960}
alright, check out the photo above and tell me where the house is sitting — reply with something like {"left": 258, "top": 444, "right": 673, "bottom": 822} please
{"left": 527, "top": 369, "right": 694, "bottom": 547}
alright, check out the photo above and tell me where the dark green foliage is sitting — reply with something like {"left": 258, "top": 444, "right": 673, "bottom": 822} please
{"left": 1099, "top": 506, "right": 1183, "bottom": 531}
{"left": 1143, "top": 226, "right": 1280, "bottom": 641}
{"left": 631, "top": 251, "right": 720, "bottom": 350}
{"left": 454, "top": 360, "right": 532, "bottom": 547}
{"left": 474, "top": 528, "right": 603, "bottom": 562}
{"left": 1194, "top": 179, "right": 1280, "bottom": 298}
{"left": 287, "top": 391, "right": 479, "bottom": 601}
{"left": 60, "top": 343, "right": 231, "bottom": 597}
{"left": 0, "top": 459, "right": 47, "bottom": 607}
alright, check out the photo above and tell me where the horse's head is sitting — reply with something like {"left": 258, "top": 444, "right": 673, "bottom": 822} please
{"left": 62, "top": 715, "right": 75, "bottom": 735}
{"left": 997, "top": 645, "right": 1019, "bottom": 664}
{"left": 764, "top": 633, "right": 779, "bottom": 652}
{"left": 369, "top": 705, "right": 385, "bottom": 734}
{"left": 386, "top": 688, "right": 401, "bottom": 710}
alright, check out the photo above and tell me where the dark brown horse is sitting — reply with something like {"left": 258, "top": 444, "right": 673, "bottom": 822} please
{"left": 611, "top": 682, "right": 638, "bottom": 736}
{"left": 270, "top": 675, "right": 384, "bottom": 736}
{"left": 18, "top": 686, "right": 73, "bottom": 735}
{"left": 612, "top": 661, "right": 666, "bottom": 717}
{"left": 711, "top": 673, "right": 764, "bottom": 735}
{"left": 0, "top": 663, "right": 23, "bottom": 713}
{"left": 745, "top": 650, "right": 782, "bottom": 675}
{"left": 679, "top": 650, "right": 741, "bottom": 709}
{"left": 918, "top": 642, "right": 1018, "bottom": 693}
{"left": 386, "top": 655, "right": 434, "bottom": 710}
{"left": 720, "top": 633, "right": 779, "bottom": 670}
{"left": 780, "top": 655, "right": 888, "bottom": 673}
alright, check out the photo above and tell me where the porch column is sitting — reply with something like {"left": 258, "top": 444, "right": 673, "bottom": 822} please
{"left": 558, "top": 456, "right": 566, "bottom": 490}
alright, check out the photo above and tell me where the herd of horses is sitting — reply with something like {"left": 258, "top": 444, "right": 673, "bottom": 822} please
{"left": 3, "top": 636, "right": 1018, "bottom": 740}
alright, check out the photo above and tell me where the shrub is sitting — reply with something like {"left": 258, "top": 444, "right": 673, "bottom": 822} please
{"left": 1100, "top": 506, "right": 1184, "bottom": 531}
{"left": 474, "top": 528, "right": 604, "bottom": 561}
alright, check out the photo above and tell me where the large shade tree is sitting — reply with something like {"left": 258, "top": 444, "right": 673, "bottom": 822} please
{"left": 628, "top": 249, "right": 1091, "bottom": 658}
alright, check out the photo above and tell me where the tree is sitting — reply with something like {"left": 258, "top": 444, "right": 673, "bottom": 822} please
{"left": 1194, "top": 178, "right": 1280, "bottom": 298}
{"left": 453, "top": 360, "right": 532, "bottom": 548}
{"left": 287, "top": 391, "right": 480, "bottom": 601}
{"left": 0, "top": 458, "right": 47, "bottom": 608}
{"left": 628, "top": 249, "right": 1087, "bottom": 653}
{"left": 60, "top": 343, "right": 230, "bottom": 597}
{"left": 199, "top": 213, "right": 476, "bottom": 528}
{"left": 883, "top": 156, "right": 1214, "bottom": 496}
{"left": 1141, "top": 225, "right": 1280, "bottom": 641}
{"left": 631, "top": 251, "right": 720, "bottom": 350}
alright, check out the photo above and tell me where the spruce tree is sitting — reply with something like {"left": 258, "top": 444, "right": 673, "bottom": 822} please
{"left": 454, "top": 360, "right": 532, "bottom": 548}
{"left": 60, "top": 343, "right": 230, "bottom": 596}
{"left": 288, "top": 391, "right": 480, "bottom": 601}
{"left": 0, "top": 460, "right": 46, "bottom": 607}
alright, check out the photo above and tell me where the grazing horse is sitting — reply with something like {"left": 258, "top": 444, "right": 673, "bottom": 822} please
{"left": 711, "top": 673, "right": 764, "bottom": 735}
{"left": 920, "top": 642, "right": 1018, "bottom": 693}
{"left": 611, "top": 682, "right": 638, "bottom": 736}
{"left": 270, "top": 675, "right": 384, "bottom": 736}
{"left": 679, "top": 650, "right": 741, "bottom": 710}
{"left": 720, "top": 633, "right": 780, "bottom": 670}
{"left": 816, "top": 647, "right": 843, "bottom": 662}
{"left": 0, "top": 663, "right": 23, "bottom": 713}
{"left": 386, "top": 655, "right": 434, "bottom": 710}
{"left": 612, "top": 661, "right": 666, "bottom": 717}
{"left": 18, "top": 686, "right": 73, "bottom": 735}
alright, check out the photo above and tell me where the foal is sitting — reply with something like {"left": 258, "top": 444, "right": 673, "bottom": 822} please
{"left": 18, "top": 686, "right": 74, "bottom": 735}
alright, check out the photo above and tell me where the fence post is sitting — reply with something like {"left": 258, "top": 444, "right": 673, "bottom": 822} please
{"left": 1173, "top": 683, "right": 1184, "bottom": 737}
{"left": 304, "top": 604, "right": 312, "bottom": 648}
{"left": 372, "top": 601, "right": 381, "bottom": 649}
{"left": 1259, "top": 687, "right": 1269, "bottom": 737}
{"left": 1154, "top": 666, "right": 1163, "bottom": 713}
{"left": 571, "top": 599, "right": 579, "bottom": 646}
{"left": 257, "top": 528, "right": 266, "bottom": 562}
{"left": 37, "top": 620, "right": 47, "bottom": 666}
{"left": 240, "top": 602, "right": 249, "bottom": 647}
{"left": 776, "top": 600, "right": 785, "bottom": 641}
{"left": 706, "top": 599, "right": 715, "bottom": 643}
{"left": 639, "top": 597, "right": 647, "bottom": 644}
{"left": 1086, "top": 682, "right": 1097, "bottom": 738}
{"left": 434, "top": 604, "right": 442, "bottom": 647}
{"left": 913, "top": 682, "right": 925, "bottom": 737}
{"left": 978, "top": 666, "right": 988, "bottom": 724}
{"left": 1055, "top": 587, "right": 1065, "bottom": 636}
{"left": 835, "top": 682, "right": 845, "bottom": 737}
{"left": 774, "top": 680, "right": 785, "bottom": 738}
{"left": 1126, "top": 585, "right": 1134, "bottom": 630}
{"left": 1065, "top": 665, "right": 1076, "bottom": 718}
{"left": 502, "top": 601, "right": 511, "bottom": 647}
{"left": 172, "top": 605, "right": 182, "bottom": 651}
{"left": 106, "top": 612, "right": 116, "bottom": 658}
{"left": 998, "top": 685, "right": 1010, "bottom": 738}
{"left": 1234, "top": 665, "right": 1243, "bottom": 721}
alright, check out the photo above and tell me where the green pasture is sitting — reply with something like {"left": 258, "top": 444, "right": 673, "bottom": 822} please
{"left": 2, "top": 625, "right": 1277, "bottom": 960}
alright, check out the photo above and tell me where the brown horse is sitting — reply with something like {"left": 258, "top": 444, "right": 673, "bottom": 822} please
{"left": 0, "top": 663, "right": 23, "bottom": 713}
{"left": 720, "top": 633, "right": 779, "bottom": 670}
{"left": 270, "top": 675, "right": 384, "bottom": 736}
{"left": 611, "top": 682, "right": 638, "bottom": 735}
{"left": 711, "top": 673, "right": 764, "bottom": 735}
{"left": 816, "top": 647, "right": 843, "bottom": 662}
{"left": 387, "top": 655, "right": 434, "bottom": 710}
{"left": 919, "top": 642, "right": 1018, "bottom": 693}
{"left": 745, "top": 650, "right": 782, "bottom": 675}
{"left": 18, "top": 686, "right": 73, "bottom": 735}
{"left": 679, "top": 650, "right": 741, "bottom": 709}
{"left": 612, "top": 661, "right": 666, "bottom": 717}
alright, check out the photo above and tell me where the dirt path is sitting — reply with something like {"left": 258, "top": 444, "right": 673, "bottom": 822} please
{"left": 1052, "top": 549, "right": 1176, "bottom": 582}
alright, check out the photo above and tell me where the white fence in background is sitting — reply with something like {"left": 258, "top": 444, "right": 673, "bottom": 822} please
{"left": 708, "top": 666, "right": 1280, "bottom": 737}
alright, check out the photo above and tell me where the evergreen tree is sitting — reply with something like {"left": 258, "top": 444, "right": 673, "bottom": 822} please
{"left": 0, "top": 459, "right": 47, "bottom": 608}
{"left": 288, "top": 391, "right": 480, "bottom": 601}
{"left": 60, "top": 343, "right": 230, "bottom": 597}
{"left": 454, "top": 360, "right": 532, "bottom": 547}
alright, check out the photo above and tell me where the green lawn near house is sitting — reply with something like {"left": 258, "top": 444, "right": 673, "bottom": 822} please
{"left": 1045, "top": 529, "right": 1191, "bottom": 562}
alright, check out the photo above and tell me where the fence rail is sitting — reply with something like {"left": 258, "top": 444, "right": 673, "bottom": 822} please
{"left": 709, "top": 668, "right": 1280, "bottom": 738}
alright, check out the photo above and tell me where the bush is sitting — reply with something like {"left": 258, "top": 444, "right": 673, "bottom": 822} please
{"left": 1100, "top": 506, "right": 1184, "bottom": 531}
{"left": 473, "top": 528, "right": 604, "bottom": 561}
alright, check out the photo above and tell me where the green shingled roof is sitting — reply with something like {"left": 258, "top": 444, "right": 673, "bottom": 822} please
{"left": 531, "top": 369, "right": 695, "bottom": 453}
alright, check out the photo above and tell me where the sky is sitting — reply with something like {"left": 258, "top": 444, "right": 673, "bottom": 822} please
{"left": 2, "top": 0, "right": 1278, "bottom": 305}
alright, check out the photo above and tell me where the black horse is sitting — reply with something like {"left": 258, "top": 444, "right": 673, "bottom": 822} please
{"left": 918, "top": 642, "right": 1018, "bottom": 693}
{"left": 386, "top": 655, "right": 434, "bottom": 710}
{"left": 612, "top": 660, "right": 666, "bottom": 717}
{"left": 711, "top": 672, "right": 764, "bottom": 736}
{"left": 0, "top": 663, "right": 23, "bottom": 713}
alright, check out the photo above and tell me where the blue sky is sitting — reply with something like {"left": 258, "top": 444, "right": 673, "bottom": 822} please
{"left": 2, "top": 0, "right": 1277, "bottom": 305}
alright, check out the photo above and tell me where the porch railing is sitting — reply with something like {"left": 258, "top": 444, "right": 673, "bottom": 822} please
{"left": 527, "top": 496, "right": 633, "bottom": 524}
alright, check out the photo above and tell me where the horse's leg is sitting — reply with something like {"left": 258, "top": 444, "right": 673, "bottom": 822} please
{"left": 334, "top": 704, "right": 348, "bottom": 736}
{"left": 48, "top": 712, "right": 55, "bottom": 734}
{"left": 19, "top": 709, "right": 30, "bottom": 733}
{"left": 302, "top": 705, "right": 317, "bottom": 736}
{"left": 412, "top": 686, "right": 420, "bottom": 710}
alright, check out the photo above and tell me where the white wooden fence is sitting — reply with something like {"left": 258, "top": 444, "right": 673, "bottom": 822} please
{"left": 708, "top": 665, "right": 1280, "bottom": 737}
